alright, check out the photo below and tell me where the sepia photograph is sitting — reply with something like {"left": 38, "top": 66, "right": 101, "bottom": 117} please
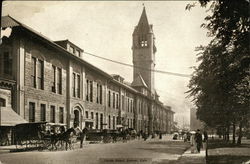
{"left": 0, "top": 1, "right": 249, "bottom": 164}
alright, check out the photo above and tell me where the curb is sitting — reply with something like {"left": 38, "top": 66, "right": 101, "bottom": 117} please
{"left": 0, "top": 149, "right": 10, "bottom": 154}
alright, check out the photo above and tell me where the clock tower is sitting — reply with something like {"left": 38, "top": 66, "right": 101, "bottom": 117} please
{"left": 132, "top": 7, "right": 157, "bottom": 94}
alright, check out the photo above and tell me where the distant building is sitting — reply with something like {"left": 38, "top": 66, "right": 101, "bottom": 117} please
{"left": 190, "top": 108, "right": 204, "bottom": 131}
{"left": 0, "top": 7, "right": 174, "bottom": 134}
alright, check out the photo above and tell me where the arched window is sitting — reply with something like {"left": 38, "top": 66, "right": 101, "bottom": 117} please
{"left": 139, "top": 35, "right": 148, "bottom": 47}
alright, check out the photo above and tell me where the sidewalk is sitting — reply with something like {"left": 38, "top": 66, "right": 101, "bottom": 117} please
{"left": 175, "top": 147, "right": 206, "bottom": 164}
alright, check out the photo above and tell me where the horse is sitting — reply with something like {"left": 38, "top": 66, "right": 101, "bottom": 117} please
{"left": 121, "top": 129, "right": 130, "bottom": 142}
{"left": 56, "top": 128, "right": 76, "bottom": 150}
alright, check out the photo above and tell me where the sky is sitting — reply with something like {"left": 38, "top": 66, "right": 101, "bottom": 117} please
{"left": 2, "top": 1, "right": 212, "bottom": 127}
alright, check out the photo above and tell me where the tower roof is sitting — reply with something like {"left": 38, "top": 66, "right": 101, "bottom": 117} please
{"left": 131, "top": 74, "right": 148, "bottom": 88}
{"left": 133, "top": 7, "right": 152, "bottom": 34}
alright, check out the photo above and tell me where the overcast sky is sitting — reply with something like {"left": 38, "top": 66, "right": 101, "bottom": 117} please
{"left": 2, "top": 1, "right": 212, "bottom": 127}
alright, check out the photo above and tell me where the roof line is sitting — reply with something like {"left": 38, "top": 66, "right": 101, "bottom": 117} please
{"left": 4, "top": 15, "right": 112, "bottom": 79}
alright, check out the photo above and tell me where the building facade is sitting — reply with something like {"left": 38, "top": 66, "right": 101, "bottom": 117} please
{"left": 0, "top": 8, "right": 174, "bottom": 134}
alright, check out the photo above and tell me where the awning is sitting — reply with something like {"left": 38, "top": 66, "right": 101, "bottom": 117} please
{"left": 0, "top": 107, "right": 27, "bottom": 126}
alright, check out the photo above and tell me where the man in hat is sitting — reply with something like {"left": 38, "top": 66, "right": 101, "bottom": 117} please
{"left": 195, "top": 129, "right": 203, "bottom": 153}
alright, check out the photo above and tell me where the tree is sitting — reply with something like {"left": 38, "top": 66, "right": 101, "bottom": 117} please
{"left": 187, "top": 0, "right": 250, "bottom": 144}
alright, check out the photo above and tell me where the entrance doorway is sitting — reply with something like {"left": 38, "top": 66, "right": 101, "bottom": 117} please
{"left": 73, "top": 110, "right": 80, "bottom": 128}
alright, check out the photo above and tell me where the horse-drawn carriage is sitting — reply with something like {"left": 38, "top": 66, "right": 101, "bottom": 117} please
{"left": 14, "top": 122, "right": 47, "bottom": 148}
{"left": 85, "top": 128, "right": 137, "bottom": 143}
{"left": 13, "top": 122, "right": 76, "bottom": 151}
{"left": 12, "top": 121, "right": 138, "bottom": 151}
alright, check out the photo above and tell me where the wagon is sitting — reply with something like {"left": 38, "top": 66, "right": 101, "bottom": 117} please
{"left": 13, "top": 122, "right": 68, "bottom": 150}
{"left": 86, "top": 129, "right": 103, "bottom": 143}
{"left": 13, "top": 122, "right": 47, "bottom": 148}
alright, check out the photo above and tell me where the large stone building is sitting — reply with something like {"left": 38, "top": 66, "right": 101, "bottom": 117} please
{"left": 0, "top": 8, "right": 174, "bottom": 134}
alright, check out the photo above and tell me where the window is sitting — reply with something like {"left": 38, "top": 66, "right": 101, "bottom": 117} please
{"left": 29, "top": 102, "right": 35, "bottom": 122}
{"left": 95, "top": 113, "right": 98, "bottom": 129}
{"left": 69, "top": 46, "right": 74, "bottom": 53}
{"left": 122, "top": 95, "right": 125, "bottom": 110}
{"left": 76, "top": 50, "right": 81, "bottom": 57}
{"left": 40, "top": 104, "right": 46, "bottom": 122}
{"left": 131, "top": 119, "right": 133, "bottom": 128}
{"left": 31, "top": 57, "right": 44, "bottom": 89}
{"left": 50, "top": 105, "right": 56, "bottom": 123}
{"left": 0, "top": 98, "right": 6, "bottom": 107}
{"left": 90, "top": 81, "right": 93, "bottom": 102}
{"left": 100, "top": 114, "right": 103, "bottom": 130}
{"left": 91, "top": 112, "right": 94, "bottom": 119}
{"left": 116, "top": 94, "right": 119, "bottom": 109}
{"left": 127, "top": 98, "right": 130, "bottom": 112}
{"left": 31, "top": 57, "right": 36, "bottom": 88}
{"left": 140, "top": 101, "right": 142, "bottom": 114}
{"left": 139, "top": 35, "right": 148, "bottom": 47}
{"left": 108, "top": 115, "right": 111, "bottom": 129}
{"left": 100, "top": 85, "right": 102, "bottom": 104}
{"left": 96, "top": 84, "right": 102, "bottom": 104}
{"left": 108, "top": 90, "right": 111, "bottom": 107}
{"left": 59, "top": 107, "right": 64, "bottom": 123}
{"left": 57, "top": 67, "right": 62, "bottom": 94}
{"left": 130, "top": 100, "right": 133, "bottom": 113}
{"left": 96, "top": 84, "right": 99, "bottom": 103}
{"left": 37, "top": 59, "right": 44, "bottom": 89}
{"left": 86, "top": 80, "right": 89, "bottom": 101}
{"left": 113, "top": 93, "right": 115, "bottom": 108}
{"left": 72, "top": 73, "right": 76, "bottom": 97}
{"left": 113, "top": 116, "right": 115, "bottom": 130}
{"left": 76, "top": 74, "right": 80, "bottom": 98}
{"left": 3, "top": 52, "right": 12, "bottom": 75}
{"left": 85, "top": 111, "right": 88, "bottom": 119}
{"left": 52, "top": 65, "right": 56, "bottom": 93}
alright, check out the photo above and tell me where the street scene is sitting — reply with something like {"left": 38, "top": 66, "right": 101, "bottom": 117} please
{"left": 0, "top": 1, "right": 250, "bottom": 164}
{"left": 0, "top": 136, "right": 192, "bottom": 164}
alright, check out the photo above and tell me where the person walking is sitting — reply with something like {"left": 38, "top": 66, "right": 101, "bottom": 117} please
{"left": 195, "top": 129, "right": 203, "bottom": 153}
{"left": 203, "top": 130, "right": 208, "bottom": 150}
{"left": 79, "top": 126, "right": 89, "bottom": 148}
{"left": 190, "top": 131, "right": 196, "bottom": 153}
{"left": 159, "top": 132, "right": 162, "bottom": 139}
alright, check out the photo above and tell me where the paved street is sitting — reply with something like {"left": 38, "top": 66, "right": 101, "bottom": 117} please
{"left": 0, "top": 137, "right": 190, "bottom": 164}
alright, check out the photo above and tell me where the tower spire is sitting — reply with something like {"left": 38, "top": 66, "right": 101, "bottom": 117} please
{"left": 137, "top": 6, "right": 149, "bottom": 30}
{"left": 132, "top": 6, "right": 156, "bottom": 94}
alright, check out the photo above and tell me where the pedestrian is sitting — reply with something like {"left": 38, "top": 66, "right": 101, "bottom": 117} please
{"left": 159, "top": 132, "right": 162, "bottom": 139}
{"left": 203, "top": 130, "right": 208, "bottom": 150}
{"left": 195, "top": 129, "right": 203, "bottom": 153}
{"left": 183, "top": 133, "right": 187, "bottom": 142}
{"left": 190, "top": 131, "right": 196, "bottom": 153}
{"left": 80, "top": 126, "right": 89, "bottom": 148}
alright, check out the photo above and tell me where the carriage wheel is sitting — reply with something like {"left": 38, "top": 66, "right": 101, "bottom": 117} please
{"left": 42, "top": 139, "right": 52, "bottom": 151}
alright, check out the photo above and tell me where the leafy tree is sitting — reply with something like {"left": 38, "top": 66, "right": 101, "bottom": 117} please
{"left": 187, "top": 0, "right": 250, "bottom": 144}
